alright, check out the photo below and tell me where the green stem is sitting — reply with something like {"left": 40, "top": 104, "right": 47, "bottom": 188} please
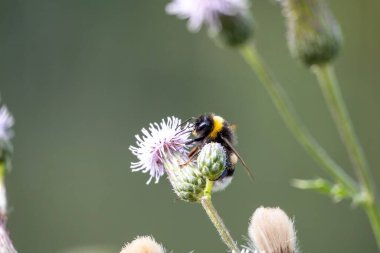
{"left": 312, "top": 64, "right": 374, "bottom": 194}
{"left": 200, "top": 193, "right": 240, "bottom": 253}
{"left": 204, "top": 179, "right": 214, "bottom": 198}
{"left": 239, "top": 44, "right": 358, "bottom": 194}
{"left": 365, "top": 203, "right": 380, "bottom": 250}
{"left": 313, "top": 63, "right": 380, "bottom": 249}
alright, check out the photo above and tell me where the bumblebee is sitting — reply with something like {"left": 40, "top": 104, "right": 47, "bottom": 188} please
{"left": 185, "top": 113, "right": 254, "bottom": 191}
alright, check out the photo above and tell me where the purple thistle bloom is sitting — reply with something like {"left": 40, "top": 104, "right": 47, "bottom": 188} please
{"left": 129, "top": 116, "right": 192, "bottom": 184}
{"left": 166, "top": 0, "right": 250, "bottom": 34}
{"left": 0, "top": 106, "right": 14, "bottom": 142}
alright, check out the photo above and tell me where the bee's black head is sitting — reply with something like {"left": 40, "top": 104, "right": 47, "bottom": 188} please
{"left": 193, "top": 114, "right": 214, "bottom": 139}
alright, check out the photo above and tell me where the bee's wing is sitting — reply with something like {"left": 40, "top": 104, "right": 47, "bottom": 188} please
{"left": 221, "top": 136, "right": 255, "bottom": 181}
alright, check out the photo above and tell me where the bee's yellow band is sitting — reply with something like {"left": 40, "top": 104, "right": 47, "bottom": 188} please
{"left": 210, "top": 116, "right": 224, "bottom": 138}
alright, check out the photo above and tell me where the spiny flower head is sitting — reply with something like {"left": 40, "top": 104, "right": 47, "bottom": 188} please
{"left": 0, "top": 106, "right": 14, "bottom": 143}
{"left": 164, "top": 153, "right": 207, "bottom": 202}
{"left": 197, "top": 142, "right": 226, "bottom": 181}
{"left": 166, "top": 0, "right": 254, "bottom": 46}
{"left": 129, "top": 116, "right": 192, "bottom": 184}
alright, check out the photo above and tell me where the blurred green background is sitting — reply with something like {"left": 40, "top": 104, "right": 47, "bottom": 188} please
{"left": 0, "top": 0, "right": 380, "bottom": 252}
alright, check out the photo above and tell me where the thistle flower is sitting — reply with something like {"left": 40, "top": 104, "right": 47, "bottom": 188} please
{"left": 197, "top": 142, "right": 226, "bottom": 181}
{"left": 280, "top": 0, "right": 342, "bottom": 66}
{"left": 130, "top": 117, "right": 230, "bottom": 201}
{"left": 0, "top": 106, "right": 14, "bottom": 143}
{"left": 129, "top": 116, "right": 208, "bottom": 201}
{"left": 167, "top": 142, "right": 227, "bottom": 201}
{"left": 166, "top": 0, "right": 254, "bottom": 47}
{"left": 0, "top": 105, "right": 14, "bottom": 172}
{"left": 129, "top": 116, "right": 192, "bottom": 184}
{"left": 120, "top": 236, "right": 166, "bottom": 253}
{"left": 164, "top": 153, "right": 207, "bottom": 202}
{"left": 248, "top": 207, "right": 297, "bottom": 253}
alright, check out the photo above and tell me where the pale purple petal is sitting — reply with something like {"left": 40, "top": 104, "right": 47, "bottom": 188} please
{"left": 0, "top": 106, "right": 14, "bottom": 142}
{"left": 129, "top": 116, "right": 192, "bottom": 184}
{"left": 166, "top": 0, "right": 249, "bottom": 33}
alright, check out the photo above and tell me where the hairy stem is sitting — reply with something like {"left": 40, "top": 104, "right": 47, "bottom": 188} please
{"left": 313, "top": 63, "right": 380, "bottom": 249}
{"left": 312, "top": 64, "right": 374, "bottom": 194}
{"left": 239, "top": 44, "right": 357, "bottom": 194}
{"left": 200, "top": 191, "right": 239, "bottom": 253}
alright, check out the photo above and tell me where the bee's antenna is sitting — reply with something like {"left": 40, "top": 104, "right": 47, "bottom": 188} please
{"left": 176, "top": 117, "right": 195, "bottom": 130}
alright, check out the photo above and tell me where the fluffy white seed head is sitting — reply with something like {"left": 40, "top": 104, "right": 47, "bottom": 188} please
{"left": 248, "top": 207, "right": 297, "bottom": 253}
{"left": 120, "top": 236, "right": 166, "bottom": 253}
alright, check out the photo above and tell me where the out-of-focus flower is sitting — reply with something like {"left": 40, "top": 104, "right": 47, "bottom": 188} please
{"left": 248, "top": 207, "right": 297, "bottom": 253}
{"left": 120, "top": 236, "right": 166, "bottom": 253}
{"left": 0, "top": 105, "right": 15, "bottom": 172}
{"left": 129, "top": 116, "right": 192, "bottom": 184}
{"left": 240, "top": 248, "right": 256, "bottom": 253}
{"left": 280, "top": 0, "right": 342, "bottom": 66}
{"left": 0, "top": 106, "right": 14, "bottom": 142}
{"left": 166, "top": 0, "right": 254, "bottom": 46}
{"left": 0, "top": 178, "right": 7, "bottom": 216}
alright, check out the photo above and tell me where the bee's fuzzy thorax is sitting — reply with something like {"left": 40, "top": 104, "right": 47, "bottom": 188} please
{"left": 210, "top": 115, "right": 224, "bottom": 138}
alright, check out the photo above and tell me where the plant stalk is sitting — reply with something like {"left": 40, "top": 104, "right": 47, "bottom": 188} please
{"left": 365, "top": 203, "right": 380, "bottom": 250}
{"left": 313, "top": 63, "right": 380, "bottom": 249}
{"left": 200, "top": 187, "right": 239, "bottom": 253}
{"left": 239, "top": 44, "right": 357, "bottom": 194}
{"left": 312, "top": 64, "right": 374, "bottom": 194}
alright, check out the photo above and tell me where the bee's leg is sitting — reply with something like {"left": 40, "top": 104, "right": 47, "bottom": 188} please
{"left": 180, "top": 147, "right": 200, "bottom": 168}
{"left": 185, "top": 137, "right": 204, "bottom": 145}
{"left": 188, "top": 146, "right": 200, "bottom": 158}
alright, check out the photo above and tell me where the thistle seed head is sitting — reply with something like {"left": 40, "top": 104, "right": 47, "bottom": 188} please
{"left": 248, "top": 206, "right": 297, "bottom": 253}
{"left": 120, "top": 236, "right": 166, "bottom": 253}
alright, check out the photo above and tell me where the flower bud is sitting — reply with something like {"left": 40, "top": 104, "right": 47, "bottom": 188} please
{"left": 164, "top": 154, "right": 206, "bottom": 202}
{"left": 281, "top": 0, "right": 342, "bottom": 66}
{"left": 197, "top": 143, "right": 227, "bottom": 181}
{"left": 217, "top": 12, "right": 254, "bottom": 47}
